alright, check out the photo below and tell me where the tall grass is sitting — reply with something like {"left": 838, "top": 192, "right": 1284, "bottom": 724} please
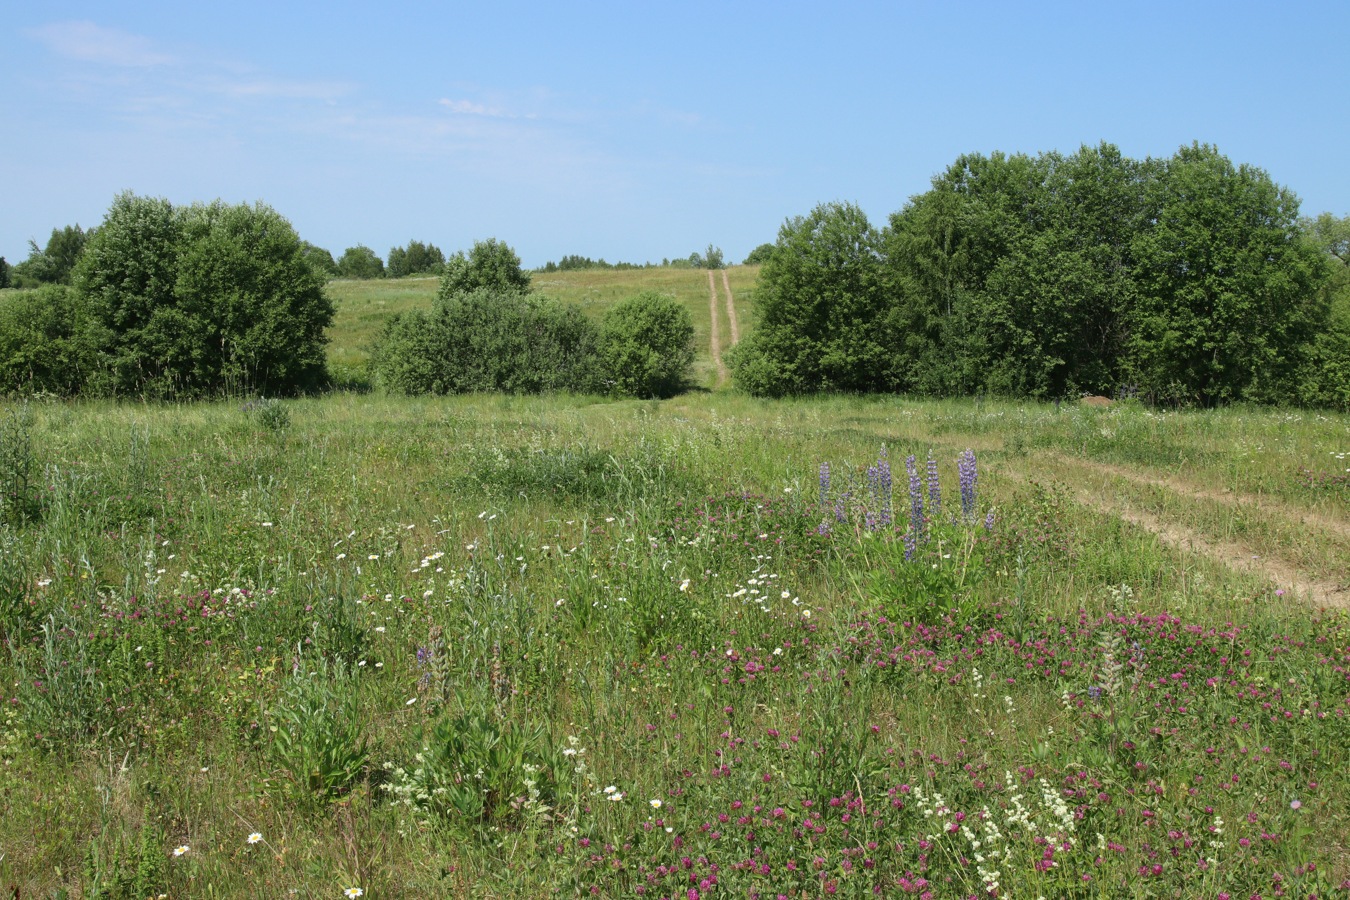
{"left": 0, "top": 393, "right": 1345, "bottom": 897}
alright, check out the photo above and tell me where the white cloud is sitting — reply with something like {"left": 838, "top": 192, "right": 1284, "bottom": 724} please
{"left": 438, "top": 98, "right": 512, "bottom": 118}
{"left": 24, "top": 20, "right": 175, "bottom": 67}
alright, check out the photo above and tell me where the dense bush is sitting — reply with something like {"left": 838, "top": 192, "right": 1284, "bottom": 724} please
{"left": 734, "top": 143, "right": 1347, "bottom": 407}
{"left": 10, "top": 225, "right": 92, "bottom": 287}
{"left": 0, "top": 257, "right": 9, "bottom": 288}
{"left": 596, "top": 291, "right": 694, "bottom": 398}
{"left": 336, "top": 244, "right": 385, "bottom": 279}
{"left": 438, "top": 238, "right": 530, "bottom": 299}
{"left": 730, "top": 202, "right": 892, "bottom": 397}
{"left": 387, "top": 240, "right": 446, "bottom": 278}
{"left": 374, "top": 290, "right": 597, "bottom": 395}
{"left": 73, "top": 192, "right": 333, "bottom": 398}
{"left": 300, "top": 241, "right": 339, "bottom": 277}
{"left": 0, "top": 285, "right": 95, "bottom": 396}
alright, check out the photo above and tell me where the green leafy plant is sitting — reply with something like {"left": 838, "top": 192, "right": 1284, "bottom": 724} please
{"left": 596, "top": 291, "right": 695, "bottom": 398}
{"left": 385, "top": 710, "right": 558, "bottom": 833}
{"left": 270, "top": 659, "right": 370, "bottom": 807}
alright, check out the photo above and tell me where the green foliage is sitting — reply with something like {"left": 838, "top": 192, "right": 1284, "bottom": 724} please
{"left": 12, "top": 224, "right": 91, "bottom": 287}
{"left": 269, "top": 660, "right": 371, "bottom": 807}
{"left": 0, "top": 404, "right": 41, "bottom": 526}
{"left": 374, "top": 289, "right": 598, "bottom": 395}
{"left": 438, "top": 238, "right": 531, "bottom": 298}
{"left": 742, "top": 243, "right": 775, "bottom": 265}
{"left": 387, "top": 240, "right": 446, "bottom": 278}
{"left": 73, "top": 194, "right": 333, "bottom": 398}
{"left": 0, "top": 285, "right": 96, "bottom": 396}
{"left": 595, "top": 291, "right": 695, "bottom": 398}
{"left": 243, "top": 397, "right": 291, "bottom": 433}
{"left": 300, "top": 241, "right": 339, "bottom": 277}
{"left": 702, "top": 244, "right": 725, "bottom": 269}
{"left": 336, "top": 244, "right": 385, "bottom": 279}
{"left": 82, "top": 820, "right": 169, "bottom": 900}
{"left": 386, "top": 711, "right": 558, "bottom": 832}
{"left": 174, "top": 201, "right": 334, "bottom": 396}
{"left": 725, "top": 142, "right": 1338, "bottom": 406}
{"left": 0, "top": 256, "right": 10, "bottom": 288}
{"left": 730, "top": 201, "right": 890, "bottom": 396}
{"left": 1125, "top": 143, "right": 1325, "bottom": 406}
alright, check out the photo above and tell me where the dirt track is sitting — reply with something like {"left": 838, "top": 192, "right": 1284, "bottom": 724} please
{"left": 708, "top": 271, "right": 728, "bottom": 385}
{"left": 1006, "top": 455, "right": 1349, "bottom": 610}
{"left": 721, "top": 270, "right": 741, "bottom": 346}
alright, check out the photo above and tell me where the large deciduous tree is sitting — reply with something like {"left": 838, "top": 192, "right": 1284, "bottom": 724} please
{"left": 337, "top": 245, "right": 385, "bottom": 279}
{"left": 1125, "top": 143, "right": 1325, "bottom": 405}
{"left": 74, "top": 192, "right": 333, "bottom": 397}
{"left": 730, "top": 202, "right": 890, "bottom": 396}
{"left": 387, "top": 240, "right": 446, "bottom": 278}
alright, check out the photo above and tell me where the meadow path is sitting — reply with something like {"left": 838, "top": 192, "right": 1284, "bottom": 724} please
{"left": 1008, "top": 457, "right": 1350, "bottom": 610}
{"left": 720, "top": 269, "right": 741, "bottom": 345}
{"left": 708, "top": 270, "right": 729, "bottom": 386}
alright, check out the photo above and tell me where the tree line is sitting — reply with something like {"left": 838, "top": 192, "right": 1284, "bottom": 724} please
{"left": 732, "top": 142, "right": 1350, "bottom": 408}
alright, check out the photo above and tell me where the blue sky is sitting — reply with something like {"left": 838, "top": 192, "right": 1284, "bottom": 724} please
{"left": 3, "top": 1, "right": 1346, "bottom": 268}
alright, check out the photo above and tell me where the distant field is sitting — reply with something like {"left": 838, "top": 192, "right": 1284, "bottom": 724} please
{"left": 325, "top": 266, "right": 760, "bottom": 388}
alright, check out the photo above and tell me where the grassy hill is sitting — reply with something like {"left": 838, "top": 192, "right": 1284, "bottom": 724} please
{"left": 325, "top": 265, "right": 760, "bottom": 389}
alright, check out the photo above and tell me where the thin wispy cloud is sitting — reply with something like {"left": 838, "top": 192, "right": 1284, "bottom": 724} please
{"left": 438, "top": 98, "right": 513, "bottom": 118}
{"left": 24, "top": 20, "right": 175, "bottom": 67}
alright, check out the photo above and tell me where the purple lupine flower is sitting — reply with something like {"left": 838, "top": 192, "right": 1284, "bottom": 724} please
{"left": 925, "top": 451, "right": 941, "bottom": 519}
{"left": 864, "top": 511, "right": 877, "bottom": 532}
{"left": 903, "top": 525, "right": 917, "bottom": 562}
{"left": 878, "top": 451, "right": 893, "bottom": 528}
{"left": 957, "top": 449, "right": 978, "bottom": 520}
{"left": 1087, "top": 685, "right": 1103, "bottom": 703}
{"left": 983, "top": 509, "right": 996, "bottom": 531}
{"left": 819, "top": 462, "right": 831, "bottom": 512}
{"left": 866, "top": 464, "right": 880, "bottom": 531}
{"left": 906, "top": 454, "right": 924, "bottom": 542}
{"left": 817, "top": 520, "right": 831, "bottom": 536}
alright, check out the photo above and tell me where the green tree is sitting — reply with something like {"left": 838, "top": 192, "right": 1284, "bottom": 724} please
{"left": 729, "top": 202, "right": 889, "bottom": 396}
{"left": 337, "top": 244, "right": 385, "bottom": 279}
{"left": 1126, "top": 143, "right": 1326, "bottom": 405}
{"left": 173, "top": 201, "right": 334, "bottom": 395}
{"left": 437, "top": 238, "right": 530, "bottom": 300}
{"left": 743, "top": 243, "right": 775, "bottom": 265}
{"left": 73, "top": 193, "right": 184, "bottom": 394}
{"left": 300, "top": 241, "right": 339, "bottom": 277}
{"left": 74, "top": 193, "right": 333, "bottom": 397}
{"left": 374, "top": 290, "right": 595, "bottom": 395}
{"left": 387, "top": 240, "right": 446, "bottom": 278}
{"left": 1295, "top": 213, "right": 1350, "bottom": 408}
{"left": 0, "top": 285, "right": 96, "bottom": 395}
{"left": 11, "top": 224, "right": 91, "bottom": 286}
{"left": 0, "top": 257, "right": 9, "bottom": 289}
{"left": 702, "top": 245, "right": 725, "bottom": 269}
{"left": 596, "top": 291, "right": 695, "bottom": 398}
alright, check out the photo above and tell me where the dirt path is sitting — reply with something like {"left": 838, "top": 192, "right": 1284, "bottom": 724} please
{"left": 1000, "top": 464, "right": 1347, "bottom": 609}
{"left": 1071, "top": 486, "right": 1348, "bottom": 609}
{"left": 720, "top": 270, "right": 741, "bottom": 346}
{"left": 708, "top": 270, "right": 728, "bottom": 386}
{"left": 1047, "top": 454, "right": 1350, "bottom": 542}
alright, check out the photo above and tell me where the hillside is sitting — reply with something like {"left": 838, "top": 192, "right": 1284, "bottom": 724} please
{"left": 325, "top": 265, "right": 761, "bottom": 389}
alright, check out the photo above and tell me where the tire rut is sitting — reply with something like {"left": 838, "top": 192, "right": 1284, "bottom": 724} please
{"left": 720, "top": 269, "right": 741, "bottom": 346}
{"left": 708, "top": 270, "right": 729, "bottom": 386}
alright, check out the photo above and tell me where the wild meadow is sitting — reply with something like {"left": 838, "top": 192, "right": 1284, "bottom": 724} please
{"left": 1, "top": 389, "right": 1348, "bottom": 899}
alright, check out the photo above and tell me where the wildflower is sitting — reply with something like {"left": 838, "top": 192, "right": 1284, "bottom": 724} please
{"left": 650, "top": 799, "right": 663, "bottom": 809}
{"left": 173, "top": 845, "right": 189, "bottom": 857}
{"left": 248, "top": 832, "right": 262, "bottom": 844}
{"left": 1290, "top": 799, "right": 1302, "bottom": 810}
{"left": 344, "top": 889, "right": 364, "bottom": 899}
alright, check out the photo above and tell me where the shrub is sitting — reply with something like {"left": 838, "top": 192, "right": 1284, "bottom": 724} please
{"left": 596, "top": 291, "right": 694, "bottom": 398}
{"left": 0, "top": 285, "right": 96, "bottom": 396}
{"left": 336, "top": 244, "right": 385, "bottom": 279}
{"left": 74, "top": 193, "right": 334, "bottom": 397}
{"left": 374, "top": 290, "right": 598, "bottom": 395}
{"left": 387, "top": 240, "right": 446, "bottom": 278}
{"left": 438, "top": 238, "right": 530, "bottom": 298}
